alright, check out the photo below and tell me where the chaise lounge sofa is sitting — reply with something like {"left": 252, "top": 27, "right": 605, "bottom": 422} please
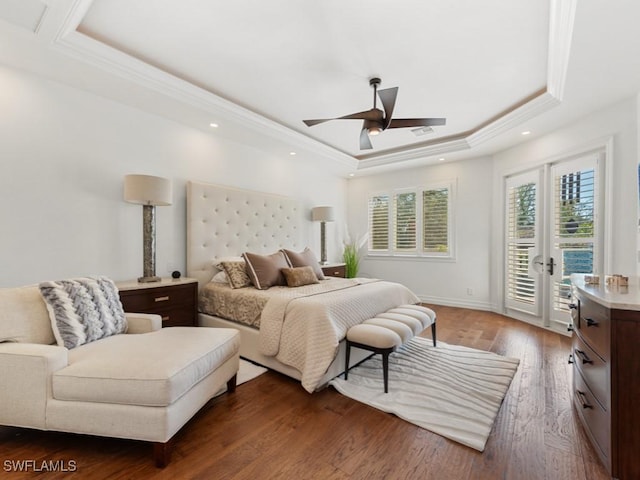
{"left": 0, "top": 280, "right": 240, "bottom": 467}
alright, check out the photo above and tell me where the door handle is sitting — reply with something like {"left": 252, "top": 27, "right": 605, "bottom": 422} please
{"left": 547, "top": 257, "right": 555, "bottom": 276}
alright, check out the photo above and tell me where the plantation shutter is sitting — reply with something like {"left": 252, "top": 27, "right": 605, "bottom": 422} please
{"left": 549, "top": 158, "right": 597, "bottom": 324}
{"left": 368, "top": 194, "right": 390, "bottom": 251}
{"left": 505, "top": 170, "right": 541, "bottom": 316}
{"left": 394, "top": 191, "right": 416, "bottom": 251}
{"left": 423, "top": 188, "right": 449, "bottom": 254}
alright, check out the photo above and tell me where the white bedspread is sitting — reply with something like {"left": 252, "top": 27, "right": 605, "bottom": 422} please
{"left": 259, "top": 278, "right": 420, "bottom": 392}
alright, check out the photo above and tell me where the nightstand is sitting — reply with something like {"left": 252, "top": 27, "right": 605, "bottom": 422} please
{"left": 117, "top": 278, "right": 198, "bottom": 327}
{"left": 321, "top": 263, "right": 347, "bottom": 278}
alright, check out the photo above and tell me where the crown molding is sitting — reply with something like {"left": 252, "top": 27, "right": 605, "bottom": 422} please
{"left": 547, "top": 0, "right": 577, "bottom": 100}
{"left": 48, "top": 0, "right": 357, "bottom": 169}
{"left": 43, "top": 0, "right": 574, "bottom": 172}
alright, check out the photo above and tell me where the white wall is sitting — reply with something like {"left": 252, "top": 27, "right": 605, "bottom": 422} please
{"left": 0, "top": 65, "right": 347, "bottom": 287}
{"left": 347, "top": 157, "right": 494, "bottom": 310}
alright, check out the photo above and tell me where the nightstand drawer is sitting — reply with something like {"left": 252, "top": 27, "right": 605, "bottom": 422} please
{"left": 120, "top": 283, "right": 194, "bottom": 312}
{"left": 155, "top": 307, "right": 196, "bottom": 328}
{"left": 322, "top": 264, "right": 346, "bottom": 278}
{"left": 117, "top": 279, "right": 198, "bottom": 327}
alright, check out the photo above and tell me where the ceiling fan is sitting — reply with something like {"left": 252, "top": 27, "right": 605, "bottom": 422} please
{"left": 303, "top": 78, "right": 446, "bottom": 150}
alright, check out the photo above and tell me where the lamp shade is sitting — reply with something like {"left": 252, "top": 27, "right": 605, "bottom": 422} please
{"left": 311, "top": 206, "right": 335, "bottom": 222}
{"left": 124, "top": 174, "right": 172, "bottom": 206}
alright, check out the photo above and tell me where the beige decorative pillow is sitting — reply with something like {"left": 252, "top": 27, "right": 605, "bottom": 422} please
{"left": 220, "top": 261, "right": 251, "bottom": 289}
{"left": 281, "top": 266, "right": 319, "bottom": 288}
{"left": 242, "top": 251, "right": 289, "bottom": 290}
{"left": 281, "top": 247, "right": 325, "bottom": 280}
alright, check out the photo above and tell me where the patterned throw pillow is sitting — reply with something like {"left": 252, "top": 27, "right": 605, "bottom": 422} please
{"left": 220, "top": 261, "right": 252, "bottom": 289}
{"left": 39, "top": 276, "right": 127, "bottom": 349}
{"left": 281, "top": 266, "right": 319, "bottom": 287}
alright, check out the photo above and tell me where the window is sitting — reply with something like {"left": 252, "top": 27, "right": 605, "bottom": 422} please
{"left": 368, "top": 182, "right": 454, "bottom": 258}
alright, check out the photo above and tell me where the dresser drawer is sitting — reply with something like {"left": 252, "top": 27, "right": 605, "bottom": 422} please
{"left": 120, "top": 283, "right": 195, "bottom": 312}
{"left": 577, "top": 295, "right": 611, "bottom": 361}
{"left": 573, "top": 367, "right": 610, "bottom": 465}
{"left": 572, "top": 332, "right": 608, "bottom": 409}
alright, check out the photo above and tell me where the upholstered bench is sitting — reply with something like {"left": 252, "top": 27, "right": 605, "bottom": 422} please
{"left": 345, "top": 304, "right": 436, "bottom": 393}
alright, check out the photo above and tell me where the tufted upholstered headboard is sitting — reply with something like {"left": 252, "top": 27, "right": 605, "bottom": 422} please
{"left": 186, "top": 181, "right": 304, "bottom": 289}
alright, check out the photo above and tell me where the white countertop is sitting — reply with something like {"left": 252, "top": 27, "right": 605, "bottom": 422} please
{"left": 571, "top": 274, "right": 640, "bottom": 311}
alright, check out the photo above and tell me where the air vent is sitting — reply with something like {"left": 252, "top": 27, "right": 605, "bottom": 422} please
{"left": 411, "top": 126, "right": 434, "bottom": 137}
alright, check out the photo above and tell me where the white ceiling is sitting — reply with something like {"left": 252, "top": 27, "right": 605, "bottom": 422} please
{"left": 1, "top": 0, "right": 640, "bottom": 175}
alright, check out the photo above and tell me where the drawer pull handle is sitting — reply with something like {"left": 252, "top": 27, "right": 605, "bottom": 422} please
{"left": 568, "top": 354, "right": 574, "bottom": 364}
{"left": 162, "top": 316, "right": 170, "bottom": 321}
{"left": 584, "top": 317, "right": 598, "bottom": 327}
{"left": 574, "top": 349, "right": 593, "bottom": 365}
{"left": 155, "top": 296, "right": 170, "bottom": 302}
{"left": 568, "top": 303, "right": 578, "bottom": 310}
{"left": 576, "top": 390, "right": 593, "bottom": 409}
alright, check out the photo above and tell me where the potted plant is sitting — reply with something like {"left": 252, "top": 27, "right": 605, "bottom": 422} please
{"left": 342, "top": 232, "right": 368, "bottom": 278}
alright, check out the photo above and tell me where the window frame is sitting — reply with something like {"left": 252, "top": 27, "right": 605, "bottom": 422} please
{"left": 367, "top": 180, "right": 456, "bottom": 260}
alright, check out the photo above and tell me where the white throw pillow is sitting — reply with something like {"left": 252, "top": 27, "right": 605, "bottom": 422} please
{"left": 39, "top": 276, "right": 127, "bottom": 349}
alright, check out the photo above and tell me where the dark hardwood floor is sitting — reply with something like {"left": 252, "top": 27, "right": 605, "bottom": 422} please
{"left": 0, "top": 306, "right": 612, "bottom": 479}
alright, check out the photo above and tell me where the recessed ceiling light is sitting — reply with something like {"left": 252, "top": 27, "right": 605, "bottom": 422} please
{"left": 438, "top": 158, "right": 445, "bottom": 161}
{"left": 521, "top": 130, "right": 531, "bottom": 135}
{"left": 289, "top": 151, "right": 296, "bottom": 156}
{"left": 209, "top": 123, "right": 219, "bottom": 128}
{"left": 348, "top": 173, "right": 355, "bottom": 177}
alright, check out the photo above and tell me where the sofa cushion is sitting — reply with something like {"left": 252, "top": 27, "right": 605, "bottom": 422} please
{"left": 52, "top": 327, "right": 240, "bottom": 407}
{"left": 39, "top": 276, "right": 127, "bottom": 349}
{"left": 0, "top": 285, "right": 55, "bottom": 345}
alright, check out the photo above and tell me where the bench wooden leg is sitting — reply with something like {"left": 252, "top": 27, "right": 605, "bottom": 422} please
{"left": 382, "top": 351, "right": 390, "bottom": 393}
{"left": 153, "top": 440, "right": 173, "bottom": 468}
{"left": 345, "top": 341, "right": 351, "bottom": 380}
{"left": 431, "top": 321, "right": 437, "bottom": 347}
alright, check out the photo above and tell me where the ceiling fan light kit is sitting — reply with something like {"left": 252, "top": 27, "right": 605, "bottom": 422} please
{"left": 303, "top": 77, "right": 446, "bottom": 150}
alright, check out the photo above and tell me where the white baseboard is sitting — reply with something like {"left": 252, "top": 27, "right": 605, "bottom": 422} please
{"left": 417, "top": 295, "right": 493, "bottom": 311}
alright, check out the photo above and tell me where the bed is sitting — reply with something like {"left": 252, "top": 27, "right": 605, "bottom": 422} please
{"left": 186, "top": 181, "right": 420, "bottom": 392}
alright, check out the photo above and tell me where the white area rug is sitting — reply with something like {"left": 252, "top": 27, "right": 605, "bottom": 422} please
{"left": 237, "top": 359, "right": 268, "bottom": 385}
{"left": 329, "top": 336, "right": 519, "bottom": 451}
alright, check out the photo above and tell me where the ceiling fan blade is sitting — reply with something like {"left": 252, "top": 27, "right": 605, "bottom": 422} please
{"left": 359, "top": 127, "right": 373, "bottom": 150}
{"left": 387, "top": 118, "right": 447, "bottom": 129}
{"left": 303, "top": 109, "right": 380, "bottom": 128}
{"left": 378, "top": 87, "right": 398, "bottom": 129}
{"left": 303, "top": 119, "right": 333, "bottom": 127}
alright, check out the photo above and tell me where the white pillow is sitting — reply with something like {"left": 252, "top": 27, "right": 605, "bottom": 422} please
{"left": 39, "top": 276, "right": 127, "bottom": 349}
{"left": 212, "top": 271, "right": 228, "bottom": 283}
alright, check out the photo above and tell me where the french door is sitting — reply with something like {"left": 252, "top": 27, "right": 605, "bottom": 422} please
{"left": 504, "top": 152, "right": 603, "bottom": 330}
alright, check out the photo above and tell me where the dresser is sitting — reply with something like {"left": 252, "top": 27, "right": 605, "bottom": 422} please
{"left": 117, "top": 278, "right": 198, "bottom": 327}
{"left": 569, "top": 274, "right": 640, "bottom": 479}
